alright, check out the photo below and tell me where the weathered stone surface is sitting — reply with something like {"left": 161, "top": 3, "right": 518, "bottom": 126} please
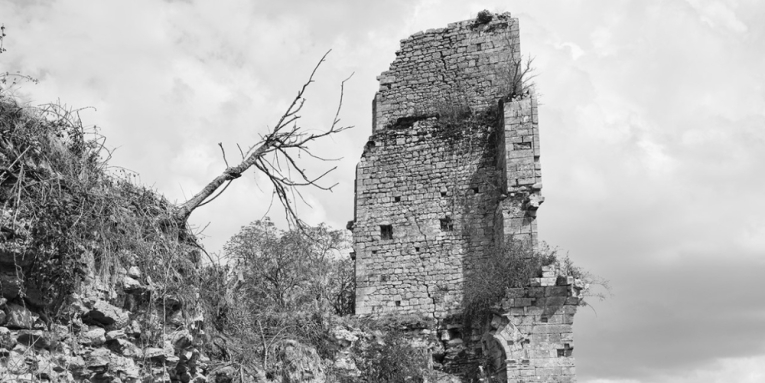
{"left": 86, "top": 348, "right": 111, "bottom": 371}
{"left": 5, "top": 350, "right": 30, "bottom": 374}
{"left": 0, "top": 271, "right": 22, "bottom": 300}
{"left": 353, "top": 13, "right": 543, "bottom": 321}
{"left": 83, "top": 301, "right": 129, "bottom": 329}
{"left": 108, "top": 338, "right": 142, "bottom": 358}
{"left": 57, "top": 354, "right": 86, "bottom": 372}
{"left": 0, "top": 326, "right": 15, "bottom": 349}
{"left": 80, "top": 327, "right": 106, "bottom": 346}
{"left": 34, "top": 352, "right": 57, "bottom": 380}
{"left": 105, "top": 329, "right": 126, "bottom": 341}
{"left": 127, "top": 266, "right": 141, "bottom": 279}
{"left": 372, "top": 13, "right": 521, "bottom": 132}
{"left": 481, "top": 265, "right": 582, "bottom": 383}
{"left": 271, "top": 340, "right": 326, "bottom": 383}
{"left": 169, "top": 329, "right": 193, "bottom": 350}
{"left": 4, "top": 303, "right": 36, "bottom": 329}
{"left": 16, "top": 329, "right": 50, "bottom": 348}
{"left": 210, "top": 365, "right": 236, "bottom": 383}
{"left": 350, "top": 11, "right": 574, "bottom": 382}
{"left": 111, "top": 353, "right": 141, "bottom": 380}
{"left": 121, "top": 275, "right": 144, "bottom": 292}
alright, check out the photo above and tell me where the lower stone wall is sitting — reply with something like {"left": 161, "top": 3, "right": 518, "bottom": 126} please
{"left": 481, "top": 266, "right": 583, "bottom": 383}
{"left": 353, "top": 118, "right": 499, "bottom": 319}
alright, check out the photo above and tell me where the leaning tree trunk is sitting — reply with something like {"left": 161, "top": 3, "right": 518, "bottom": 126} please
{"left": 172, "top": 51, "right": 352, "bottom": 226}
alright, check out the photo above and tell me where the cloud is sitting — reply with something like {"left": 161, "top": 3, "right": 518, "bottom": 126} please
{"left": 1, "top": 1, "right": 764, "bottom": 382}
{"left": 684, "top": 0, "right": 748, "bottom": 34}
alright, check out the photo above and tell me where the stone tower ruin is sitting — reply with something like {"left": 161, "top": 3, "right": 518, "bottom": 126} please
{"left": 348, "top": 12, "right": 582, "bottom": 382}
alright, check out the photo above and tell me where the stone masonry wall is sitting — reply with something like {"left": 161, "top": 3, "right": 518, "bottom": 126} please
{"left": 353, "top": 118, "right": 499, "bottom": 318}
{"left": 482, "top": 265, "right": 584, "bottom": 383}
{"left": 351, "top": 11, "right": 577, "bottom": 383}
{"left": 495, "top": 95, "right": 543, "bottom": 245}
{"left": 373, "top": 13, "right": 520, "bottom": 132}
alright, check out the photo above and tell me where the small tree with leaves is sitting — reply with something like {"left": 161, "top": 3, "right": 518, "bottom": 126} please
{"left": 209, "top": 219, "right": 354, "bottom": 372}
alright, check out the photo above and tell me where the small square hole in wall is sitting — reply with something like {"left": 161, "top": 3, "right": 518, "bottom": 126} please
{"left": 557, "top": 349, "right": 565, "bottom": 357}
{"left": 372, "top": 250, "right": 378, "bottom": 255}
{"left": 540, "top": 316, "right": 548, "bottom": 323}
{"left": 395, "top": 301, "right": 401, "bottom": 307}
{"left": 440, "top": 191, "right": 447, "bottom": 197}
{"left": 380, "top": 225, "right": 393, "bottom": 240}
{"left": 440, "top": 217, "right": 453, "bottom": 231}
{"left": 394, "top": 196, "right": 401, "bottom": 202}
{"left": 472, "top": 187, "right": 479, "bottom": 194}
{"left": 415, "top": 247, "right": 420, "bottom": 252}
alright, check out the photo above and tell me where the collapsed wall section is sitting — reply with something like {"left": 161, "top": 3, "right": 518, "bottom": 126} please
{"left": 373, "top": 14, "right": 520, "bottom": 132}
{"left": 354, "top": 13, "right": 523, "bottom": 319}
{"left": 350, "top": 11, "right": 579, "bottom": 382}
{"left": 495, "top": 95, "right": 544, "bottom": 245}
{"left": 483, "top": 265, "right": 584, "bottom": 383}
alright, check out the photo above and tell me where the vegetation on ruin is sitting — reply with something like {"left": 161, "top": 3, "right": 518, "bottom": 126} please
{"left": 203, "top": 219, "right": 355, "bottom": 370}
{"left": 0, "top": 94, "right": 200, "bottom": 328}
{"left": 1, "top": 24, "right": 364, "bottom": 381}
{"left": 345, "top": 330, "right": 431, "bottom": 383}
{"left": 0, "top": 90, "right": 361, "bottom": 380}
{"left": 463, "top": 238, "right": 609, "bottom": 336}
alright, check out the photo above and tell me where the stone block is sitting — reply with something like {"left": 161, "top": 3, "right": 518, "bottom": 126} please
{"left": 546, "top": 286, "right": 569, "bottom": 297}
{"left": 4, "top": 303, "right": 36, "bottom": 329}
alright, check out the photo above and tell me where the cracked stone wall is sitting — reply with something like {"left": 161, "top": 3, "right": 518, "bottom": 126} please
{"left": 350, "top": 12, "right": 573, "bottom": 382}
{"left": 373, "top": 14, "right": 520, "bottom": 133}
{"left": 353, "top": 12, "right": 537, "bottom": 320}
{"left": 352, "top": 118, "right": 499, "bottom": 318}
{"left": 482, "top": 266, "right": 583, "bottom": 383}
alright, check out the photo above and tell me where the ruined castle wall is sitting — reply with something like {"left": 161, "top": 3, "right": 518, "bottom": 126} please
{"left": 351, "top": 12, "right": 577, "bottom": 382}
{"left": 373, "top": 14, "right": 519, "bottom": 132}
{"left": 495, "top": 95, "right": 543, "bottom": 245}
{"left": 483, "top": 266, "right": 582, "bottom": 383}
{"left": 353, "top": 13, "right": 545, "bottom": 320}
{"left": 353, "top": 119, "right": 499, "bottom": 318}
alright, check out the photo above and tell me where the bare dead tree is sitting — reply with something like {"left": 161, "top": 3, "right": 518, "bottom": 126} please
{"left": 173, "top": 50, "right": 353, "bottom": 226}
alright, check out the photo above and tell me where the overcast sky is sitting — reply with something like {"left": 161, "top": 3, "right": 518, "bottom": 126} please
{"left": 2, "top": 0, "right": 764, "bottom": 382}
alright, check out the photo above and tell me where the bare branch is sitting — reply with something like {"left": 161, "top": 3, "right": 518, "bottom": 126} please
{"left": 218, "top": 142, "right": 229, "bottom": 167}
{"left": 173, "top": 50, "right": 353, "bottom": 225}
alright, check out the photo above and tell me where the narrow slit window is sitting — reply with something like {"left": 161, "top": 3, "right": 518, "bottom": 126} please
{"left": 380, "top": 225, "right": 393, "bottom": 240}
{"left": 440, "top": 217, "right": 453, "bottom": 231}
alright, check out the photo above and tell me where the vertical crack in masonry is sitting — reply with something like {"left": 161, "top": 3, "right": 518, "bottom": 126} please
{"left": 424, "top": 283, "right": 438, "bottom": 319}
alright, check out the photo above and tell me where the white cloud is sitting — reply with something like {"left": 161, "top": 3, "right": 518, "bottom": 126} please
{"left": 685, "top": 0, "right": 748, "bottom": 34}
{"left": 555, "top": 41, "right": 585, "bottom": 60}
{"left": 2, "top": 1, "right": 765, "bottom": 382}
